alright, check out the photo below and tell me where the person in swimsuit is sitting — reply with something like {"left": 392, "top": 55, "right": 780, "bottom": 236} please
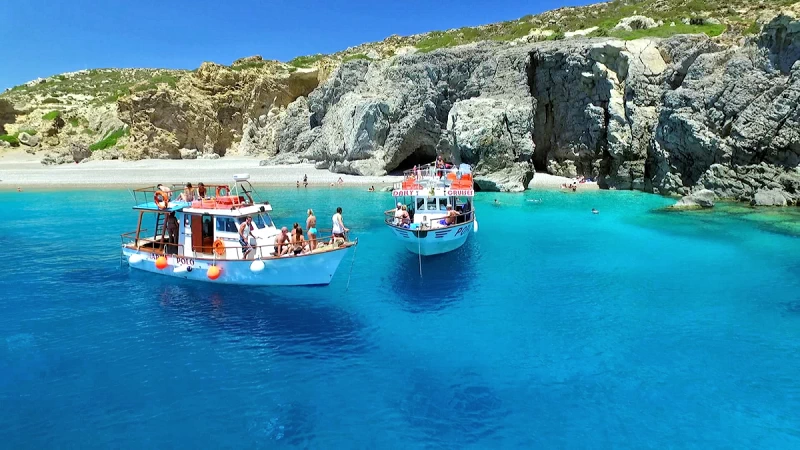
{"left": 238, "top": 216, "right": 256, "bottom": 259}
{"left": 291, "top": 226, "right": 306, "bottom": 255}
{"left": 273, "top": 227, "right": 289, "bottom": 256}
{"left": 303, "top": 174, "right": 308, "bottom": 188}
{"left": 179, "top": 182, "right": 195, "bottom": 202}
{"left": 331, "top": 207, "right": 349, "bottom": 242}
{"left": 306, "top": 209, "right": 318, "bottom": 251}
{"left": 444, "top": 205, "right": 458, "bottom": 225}
{"left": 197, "top": 182, "right": 206, "bottom": 198}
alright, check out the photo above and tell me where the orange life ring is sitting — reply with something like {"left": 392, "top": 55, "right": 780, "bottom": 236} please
{"left": 216, "top": 186, "right": 229, "bottom": 197}
{"left": 213, "top": 239, "right": 226, "bottom": 256}
{"left": 154, "top": 190, "right": 169, "bottom": 210}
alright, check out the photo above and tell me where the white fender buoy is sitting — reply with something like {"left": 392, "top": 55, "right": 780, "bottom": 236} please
{"left": 250, "top": 260, "right": 265, "bottom": 272}
{"left": 128, "top": 254, "right": 144, "bottom": 264}
{"left": 473, "top": 220, "right": 479, "bottom": 233}
{"left": 173, "top": 265, "right": 189, "bottom": 274}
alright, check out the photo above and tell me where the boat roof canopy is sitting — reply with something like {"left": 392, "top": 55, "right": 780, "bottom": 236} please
{"left": 133, "top": 201, "right": 190, "bottom": 212}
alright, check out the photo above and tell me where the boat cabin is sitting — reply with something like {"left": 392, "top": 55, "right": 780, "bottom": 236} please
{"left": 123, "top": 175, "right": 280, "bottom": 260}
{"left": 388, "top": 162, "right": 475, "bottom": 228}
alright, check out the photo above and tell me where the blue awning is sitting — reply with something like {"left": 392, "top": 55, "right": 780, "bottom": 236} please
{"left": 133, "top": 201, "right": 190, "bottom": 212}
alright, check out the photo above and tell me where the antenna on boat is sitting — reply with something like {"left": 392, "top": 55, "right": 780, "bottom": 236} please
{"left": 417, "top": 232, "right": 422, "bottom": 278}
{"left": 345, "top": 238, "right": 358, "bottom": 292}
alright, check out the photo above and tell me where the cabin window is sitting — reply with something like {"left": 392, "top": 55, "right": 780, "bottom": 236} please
{"left": 253, "top": 213, "right": 273, "bottom": 229}
{"left": 438, "top": 197, "right": 449, "bottom": 210}
{"left": 215, "top": 217, "right": 239, "bottom": 233}
{"left": 426, "top": 198, "right": 438, "bottom": 211}
{"left": 416, "top": 198, "right": 425, "bottom": 211}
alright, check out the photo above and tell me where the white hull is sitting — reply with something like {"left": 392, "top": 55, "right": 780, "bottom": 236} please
{"left": 387, "top": 221, "right": 473, "bottom": 256}
{"left": 122, "top": 246, "right": 352, "bottom": 286}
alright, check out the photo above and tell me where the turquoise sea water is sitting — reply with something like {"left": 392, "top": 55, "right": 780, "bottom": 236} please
{"left": 1, "top": 187, "right": 800, "bottom": 448}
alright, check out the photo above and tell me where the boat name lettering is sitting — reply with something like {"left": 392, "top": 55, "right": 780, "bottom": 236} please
{"left": 392, "top": 190, "right": 418, "bottom": 197}
{"left": 446, "top": 189, "right": 474, "bottom": 197}
{"left": 148, "top": 253, "right": 195, "bottom": 266}
{"left": 454, "top": 225, "right": 470, "bottom": 236}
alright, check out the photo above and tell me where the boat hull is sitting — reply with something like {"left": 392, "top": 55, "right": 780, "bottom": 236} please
{"left": 122, "top": 246, "right": 352, "bottom": 286}
{"left": 387, "top": 222, "right": 473, "bottom": 256}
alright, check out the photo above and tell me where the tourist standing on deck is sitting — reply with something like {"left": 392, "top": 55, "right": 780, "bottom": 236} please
{"left": 306, "top": 209, "right": 318, "bottom": 251}
{"left": 332, "top": 207, "right": 349, "bottom": 241}
{"left": 165, "top": 212, "right": 179, "bottom": 254}
{"left": 238, "top": 216, "right": 256, "bottom": 259}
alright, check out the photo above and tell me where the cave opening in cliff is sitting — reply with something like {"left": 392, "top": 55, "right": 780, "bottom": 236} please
{"left": 392, "top": 145, "right": 437, "bottom": 174}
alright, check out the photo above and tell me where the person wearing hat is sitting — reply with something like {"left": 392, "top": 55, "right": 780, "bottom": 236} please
{"left": 394, "top": 202, "right": 404, "bottom": 225}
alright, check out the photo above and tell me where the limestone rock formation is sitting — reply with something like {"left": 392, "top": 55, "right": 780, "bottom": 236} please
{"left": 268, "top": 43, "right": 536, "bottom": 190}
{"left": 752, "top": 189, "right": 789, "bottom": 206}
{"left": 18, "top": 132, "right": 39, "bottom": 147}
{"left": 613, "top": 16, "right": 658, "bottom": 32}
{"left": 670, "top": 189, "right": 716, "bottom": 209}
{"left": 0, "top": 99, "right": 16, "bottom": 135}
{"left": 119, "top": 62, "right": 321, "bottom": 159}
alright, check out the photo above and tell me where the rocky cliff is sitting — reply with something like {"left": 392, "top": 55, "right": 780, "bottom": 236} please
{"left": 255, "top": 13, "right": 800, "bottom": 200}
{"left": 2, "top": 0, "right": 800, "bottom": 202}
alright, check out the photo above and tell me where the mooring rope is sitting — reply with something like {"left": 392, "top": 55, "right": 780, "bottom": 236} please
{"left": 346, "top": 238, "right": 359, "bottom": 292}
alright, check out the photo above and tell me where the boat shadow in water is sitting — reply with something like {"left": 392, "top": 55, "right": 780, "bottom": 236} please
{"left": 129, "top": 272, "right": 372, "bottom": 359}
{"left": 385, "top": 238, "right": 478, "bottom": 314}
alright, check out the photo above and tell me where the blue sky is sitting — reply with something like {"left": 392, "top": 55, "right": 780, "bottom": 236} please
{"left": 2, "top": 0, "right": 593, "bottom": 90}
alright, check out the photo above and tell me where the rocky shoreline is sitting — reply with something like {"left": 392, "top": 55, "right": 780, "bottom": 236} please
{"left": 2, "top": 12, "right": 800, "bottom": 205}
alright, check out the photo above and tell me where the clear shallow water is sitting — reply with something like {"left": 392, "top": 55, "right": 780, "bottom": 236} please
{"left": 1, "top": 187, "right": 800, "bottom": 448}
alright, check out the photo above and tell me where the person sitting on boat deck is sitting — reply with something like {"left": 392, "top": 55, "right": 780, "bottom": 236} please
{"left": 165, "top": 212, "right": 179, "bottom": 254}
{"left": 444, "top": 205, "right": 458, "bottom": 225}
{"left": 273, "top": 227, "right": 290, "bottom": 256}
{"left": 197, "top": 182, "right": 206, "bottom": 198}
{"left": 157, "top": 184, "right": 172, "bottom": 199}
{"left": 238, "top": 216, "right": 257, "bottom": 259}
{"left": 179, "top": 182, "right": 195, "bottom": 202}
{"left": 331, "top": 207, "right": 349, "bottom": 244}
{"left": 291, "top": 226, "right": 307, "bottom": 255}
{"left": 400, "top": 205, "right": 411, "bottom": 227}
{"left": 290, "top": 222, "right": 301, "bottom": 242}
{"left": 306, "top": 209, "right": 318, "bottom": 251}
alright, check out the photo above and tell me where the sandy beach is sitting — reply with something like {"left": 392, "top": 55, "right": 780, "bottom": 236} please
{"left": 0, "top": 149, "right": 598, "bottom": 191}
{"left": 0, "top": 150, "right": 400, "bottom": 189}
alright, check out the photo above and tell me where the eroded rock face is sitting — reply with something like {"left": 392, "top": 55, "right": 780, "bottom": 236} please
{"left": 119, "top": 62, "right": 321, "bottom": 159}
{"left": 0, "top": 99, "right": 16, "bottom": 135}
{"left": 269, "top": 43, "right": 536, "bottom": 188}
{"left": 670, "top": 189, "right": 716, "bottom": 209}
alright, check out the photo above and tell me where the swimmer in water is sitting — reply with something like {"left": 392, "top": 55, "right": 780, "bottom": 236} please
{"left": 592, "top": 208, "right": 599, "bottom": 214}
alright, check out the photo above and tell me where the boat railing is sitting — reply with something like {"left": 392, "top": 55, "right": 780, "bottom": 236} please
{"left": 130, "top": 182, "right": 264, "bottom": 208}
{"left": 384, "top": 210, "right": 474, "bottom": 228}
{"left": 122, "top": 230, "right": 355, "bottom": 260}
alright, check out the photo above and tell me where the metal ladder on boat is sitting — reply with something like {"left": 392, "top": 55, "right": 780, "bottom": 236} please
{"left": 154, "top": 213, "right": 167, "bottom": 251}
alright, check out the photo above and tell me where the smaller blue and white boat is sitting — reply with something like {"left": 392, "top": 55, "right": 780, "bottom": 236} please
{"left": 121, "top": 174, "right": 356, "bottom": 286}
{"left": 385, "top": 162, "right": 477, "bottom": 256}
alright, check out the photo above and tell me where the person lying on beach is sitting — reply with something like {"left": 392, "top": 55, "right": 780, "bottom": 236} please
{"left": 273, "top": 227, "right": 290, "bottom": 256}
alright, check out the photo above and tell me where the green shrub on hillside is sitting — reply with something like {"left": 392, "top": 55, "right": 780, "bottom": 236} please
{"left": 745, "top": 20, "right": 761, "bottom": 35}
{"left": 17, "top": 129, "right": 37, "bottom": 136}
{"left": 0, "top": 134, "right": 19, "bottom": 146}
{"left": 68, "top": 117, "right": 80, "bottom": 127}
{"left": 42, "top": 110, "right": 62, "bottom": 120}
{"left": 231, "top": 60, "right": 268, "bottom": 71}
{"left": 342, "top": 53, "right": 370, "bottom": 62}
{"left": 288, "top": 54, "right": 324, "bottom": 68}
{"left": 89, "top": 127, "right": 128, "bottom": 151}
{"left": 42, "top": 97, "right": 62, "bottom": 104}
{"left": 609, "top": 22, "right": 726, "bottom": 40}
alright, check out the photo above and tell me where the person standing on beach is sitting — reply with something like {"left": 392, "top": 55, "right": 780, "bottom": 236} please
{"left": 306, "top": 209, "right": 318, "bottom": 251}
{"left": 303, "top": 174, "right": 308, "bottom": 188}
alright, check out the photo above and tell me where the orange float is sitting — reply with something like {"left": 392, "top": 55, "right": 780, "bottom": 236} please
{"left": 207, "top": 265, "right": 221, "bottom": 280}
{"left": 155, "top": 256, "right": 168, "bottom": 270}
{"left": 213, "top": 239, "right": 226, "bottom": 256}
{"left": 216, "top": 185, "right": 229, "bottom": 197}
{"left": 154, "top": 191, "right": 169, "bottom": 210}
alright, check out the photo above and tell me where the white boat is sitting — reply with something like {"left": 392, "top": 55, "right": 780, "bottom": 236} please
{"left": 121, "top": 175, "right": 356, "bottom": 286}
{"left": 385, "top": 162, "right": 477, "bottom": 256}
